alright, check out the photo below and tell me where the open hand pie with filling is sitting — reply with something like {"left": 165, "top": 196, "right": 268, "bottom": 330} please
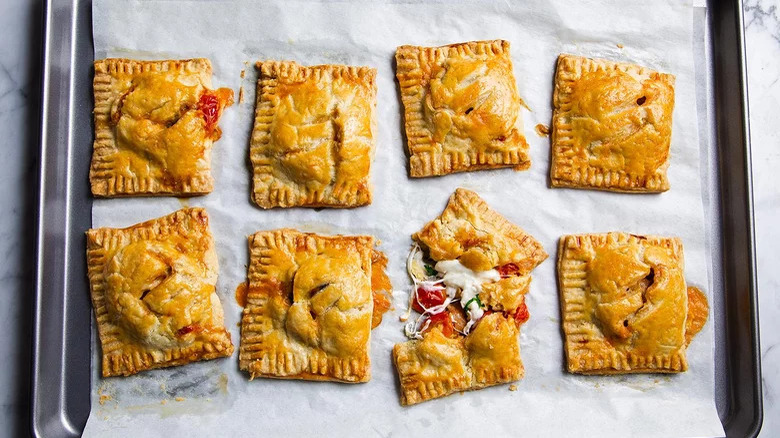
{"left": 393, "top": 188, "right": 547, "bottom": 405}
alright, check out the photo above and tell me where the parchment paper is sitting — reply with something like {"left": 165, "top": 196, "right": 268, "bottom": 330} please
{"left": 86, "top": 1, "right": 725, "bottom": 436}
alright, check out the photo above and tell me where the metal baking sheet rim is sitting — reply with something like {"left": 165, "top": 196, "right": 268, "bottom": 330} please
{"left": 30, "top": 0, "right": 762, "bottom": 436}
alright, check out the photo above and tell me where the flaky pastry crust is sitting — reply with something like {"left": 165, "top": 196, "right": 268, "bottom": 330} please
{"left": 85, "top": 208, "right": 234, "bottom": 377}
{"left": 249, "top": 61, "right": 377, "bottom": 208}
{"left": 91, "top": 58, "right": 233, "bottom": 197}
{"left": 557, "top": 232, "right": 707, "bottom": 374}
{"left": 550, "top": 54, "right": 675, "bottom": 192}
{"left": 239, "top": 229, "right": 375, "bottom": 382}
{"left": 396, "top": 40, "right": 531, "bottom": 177}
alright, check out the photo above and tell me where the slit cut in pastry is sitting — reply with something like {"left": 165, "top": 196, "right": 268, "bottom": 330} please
{"left": 396, "top": 40, "right": 531, "bottom": 177}
{"left": 550, "top": 54, "right": 675, "bottom": 192}
{"left": 249, "top": 61, "right": 377, "bottom": 209}
{"left": 239, "top": 229, "right": 390, "bottom": 382}
{"left": 393, "top": 188, "right": 547, "bottom": 405}
{"left": 85, "top": 208, "right": 234, "bottom": 377}
{"left": 90, "top": 58, "right": 233, "bottom": 197}
{"left": 557, "top": 232, "right": 708, "bottom": 374}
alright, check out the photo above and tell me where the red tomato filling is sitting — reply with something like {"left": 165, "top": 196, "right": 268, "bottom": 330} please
{"left": 199, "top": 93, "right": 221, "bottom": 134}
{"left": 497, "top": 262, "right": 520, "bottom": 277}
{"left": 423, "top": 312, "right": 455, "bottom": 337}
{"left": 412, "top": 285, "right": 446, "bottom": 313}
{"left": 512, "top": 302, "right": 530, "bottom": 326}
{"left": 176, "top": 324, "right": 202, "bottom": 336}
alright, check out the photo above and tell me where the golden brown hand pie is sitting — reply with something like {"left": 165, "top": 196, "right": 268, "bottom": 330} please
{"left": 396, "top": 40, "right": 531, "bottom": 177}
{"left": 85, "top": 208, "right": 234, "bottom": 377}
{"left": 393, "top": 188, "right": 547, "bottom": 405}
{"left": 550, "top": 54, "right": 675, "bottom": 192}
{"left": 90, "top": 58, "right": 234, "bottom": 197}
{"left": 239, "top": 230, "right": 383, "bottom": 382}
{"left": 249, "top": 61, "right": 377, "bottom": 209}
{"left": 557, "top": 232, "right": 708, "bottom": 374}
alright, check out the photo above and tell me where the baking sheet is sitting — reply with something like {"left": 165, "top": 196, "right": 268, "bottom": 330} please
{"left": 85, "top": 1, "right": 724, "bottom": 436}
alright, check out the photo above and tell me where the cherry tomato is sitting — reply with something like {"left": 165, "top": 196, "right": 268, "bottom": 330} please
{"left": 412, "top": 285, "right": 446, "bottom": 313}
{"left": 513, "top": 302, "right": 530, "bottom": 326}
{"left": 199, "top": 93, "right": 220, "bottom": 133}
{"left": 497, "top": 263, "right": 520, "bottom": 277}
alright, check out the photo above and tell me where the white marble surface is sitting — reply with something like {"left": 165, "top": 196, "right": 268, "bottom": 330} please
{"left": 0, "top": 1, "right": 776, "bottom": 436}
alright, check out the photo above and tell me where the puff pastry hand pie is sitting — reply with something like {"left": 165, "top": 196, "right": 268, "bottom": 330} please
{"left": 393, "top": 188, "right": 547, "bottom": 405}
{"left": 91, "top": 58, "right": 234, "bottom": 197}
{"left": 550, "top": 54, "right": 675, "bottom": 192}
{"left": 239, "top": 230, "right": 389, "bottom": 382}
{"left": 250, "top": 61, "right": 377, "bottom": 208}
{"left": 557, "top": 232, "right": 708, "bottom": 374}
{"left": 86, "top": 208, "right": 234, "bottom": 377}
{"left": 396, "top": 40, "right": 531, "bottom": 177}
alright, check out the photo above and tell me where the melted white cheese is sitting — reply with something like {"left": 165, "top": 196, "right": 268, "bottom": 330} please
{"left": 434, "top": 259, "right": 499, "bottom": 331}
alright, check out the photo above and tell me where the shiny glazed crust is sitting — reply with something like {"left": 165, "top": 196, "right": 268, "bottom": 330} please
{"left": 85, "top": 208, "right": 234, "bottom": 377}
{"left": 396, "top": 40, "right": 530, "bottom": 177}
{"left": 91, "top": 58, "right": 231, "bottom": 197}
{"left": 394, "top": 188, "right": 547, "bottom": 405}
{"left": 250, "top": 61, "right": 377, "bottom": 208}
{"left": 239, "top": 229, "right": 374, "bottom": 382}
{"left": 557, "top": 232, "right": 699, "bottom": 374}
{"left": 550, "top": 55, "right": 675, "bottom": 192}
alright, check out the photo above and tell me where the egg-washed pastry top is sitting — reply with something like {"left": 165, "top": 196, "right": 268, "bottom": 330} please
{"left": 393, "top": 188, "right": 547, "bottom": 405}
{"left": 550, "top": 54, "right": 675, "bottom": 192}
{"left": 396, "top": 40, "right": 531, "bottom": 177}
{"left": 239, "top": 229, "right": 383, "bottom": 382}
{"left": 85, "top": 208, "right": 234, "bottom": 377}
{"left": 249, "top": 61, "right": 377, "bottom": 209}
{"left": 557, "top": 232, "right": 708, "bottom": 374}
{"left": 90, "top": 58, "right": 233, "bottom": 197}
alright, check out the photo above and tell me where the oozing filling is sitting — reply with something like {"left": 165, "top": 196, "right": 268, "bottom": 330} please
{"left": 403, "top": 244, "right": 529, "bottom": 339}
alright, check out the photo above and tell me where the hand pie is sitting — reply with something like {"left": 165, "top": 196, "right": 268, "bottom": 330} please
{"left": 85, "top": 208, "right": 234, "bottom": 377}
{"left": 550, "top": 54, "right": 675, "bottom": 192}
{"left": 557, "top": 232, "right": 708, "bottom": 374}
{"left": 249, "top": 61, "right": 377, "bottom": 209}
{"left": 91, "top": 58, "right": 234, "bottom": 197}
{"left": 396, "top": 40, "right": 531, "bottom": 177}
{"left": 393, "top": 188, "right": 547, "bottom": 405}
{"left": 239, "top": 230, "right": 386, "bottom": 382}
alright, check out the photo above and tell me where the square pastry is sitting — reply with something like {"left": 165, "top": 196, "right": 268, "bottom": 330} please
{"left": 91, "top": 58, "right": 234, "bottom": 197}
{"left": 249, "top": 61, "right": 377, "bottom": 209}
{"left": 393, "top": 188, "right": 547, "bottom": 405}
{"left": 396, "top": 40, "right": 530, "bottom": 177}
{"left": 85, "top": 208, "right": 234, "bottom": 377}
{"left": 550, "top": 54, "right": 675, "bottom": 192}
{"left": 239, "top": 229, "right": 376, "bottom": 382}
{"left": 557, "top": 232, "right": 708, "bottom": 374}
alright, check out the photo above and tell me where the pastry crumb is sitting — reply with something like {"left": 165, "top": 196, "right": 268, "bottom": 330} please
{"left": 240, "top": 69, "right": 246, "bottom": 79}
{"left": 617, "top": 43, "right": 624, "bottom": 48}
{"left": 239, "top": 86, "right": 245, "bottom": 104}
{"left": 508, "top": 384, "right": 518, "bottom": 391}
{"left": 534, "top": 123, "right": 549, "bottom": 137}
{"left": 175, "top": 397, "right": 185, "bottom": 402}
